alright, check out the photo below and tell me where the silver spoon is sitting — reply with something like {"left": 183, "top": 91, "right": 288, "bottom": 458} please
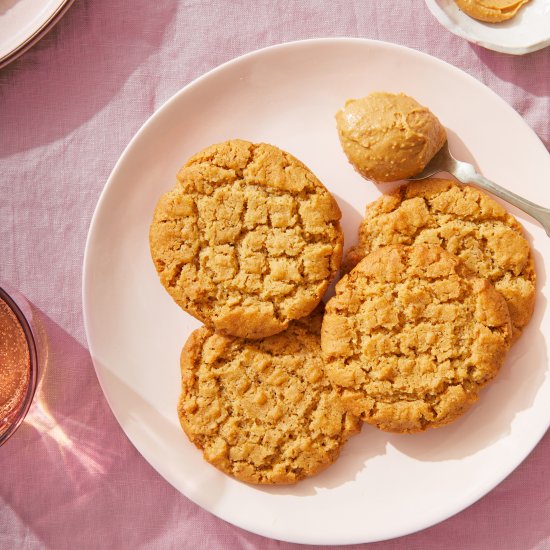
{"left": 408, "top": 141, "right": 550, "bottom": 237}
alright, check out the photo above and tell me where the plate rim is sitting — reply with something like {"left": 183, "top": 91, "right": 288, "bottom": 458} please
{"left": 0, "top": 0, "right": 76, "bottom": 70}
{"left": 424, "top": 0, "right": 550, "bottom": 55}
{"left": 82, "top": 36, "right": 550, "bottom": 545}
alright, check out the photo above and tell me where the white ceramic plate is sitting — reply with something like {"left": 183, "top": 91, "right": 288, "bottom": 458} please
{"left": 0, "top": 0, "right": 74, "bottom": 69}
{"left": 425, "top": 0, "right": 550, "bottom": 54}
{"left": 83, "top": 38, "right": 550, "bottom": 545}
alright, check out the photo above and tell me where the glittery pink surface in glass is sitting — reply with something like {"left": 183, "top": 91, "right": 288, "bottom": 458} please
{"left": 0, "top": 288, "right": 37, "bottom": 446}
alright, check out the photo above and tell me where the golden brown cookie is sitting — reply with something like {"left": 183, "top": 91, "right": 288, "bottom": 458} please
{"left": 177, "top": 313, "right": 361, "bottom": 484}
{"left": 335, "top": 92, "right": 446, "bottom": 183}
{"left": 344, "top": 179, "right": 535, "bottom": 341}
{"left": 322, "top": 244, "right": 512, "bottom": 434}
{"left": 454, "top": 0, "right": 530, "bottom": 22}
{"left": 150, "top": 140, "right": 343, "bottom": 339}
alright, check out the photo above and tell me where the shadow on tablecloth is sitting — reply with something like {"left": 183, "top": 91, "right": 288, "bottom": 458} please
{"left": 0, "top": 309, "right": 183, "bottom": 549}
{"left": 0, "top": 0, "right": 176, "bottom": 158}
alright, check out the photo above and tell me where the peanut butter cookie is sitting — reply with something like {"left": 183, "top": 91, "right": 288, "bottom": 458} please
{"left": 344, "top": 179, "right": 535, "bottom": 340}
{"left": 322, "top": 244, "right": 512, "bottom": 433}
{"left": 177, "top": 313, "right": 361, "bottom": 484}
{"left": 150, "top": 140, "right": 343, "bottom": 339}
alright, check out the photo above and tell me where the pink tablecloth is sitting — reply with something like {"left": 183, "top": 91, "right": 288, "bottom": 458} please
{"left": 1, "top": 1, "right": 549, "bottom": 548}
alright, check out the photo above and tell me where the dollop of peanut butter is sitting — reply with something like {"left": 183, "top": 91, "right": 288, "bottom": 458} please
{"left": 336, "top": 92, "right": 446, "bottom": 183}
{"left": 455, "top": 0, "right": 530, "bottom": 23}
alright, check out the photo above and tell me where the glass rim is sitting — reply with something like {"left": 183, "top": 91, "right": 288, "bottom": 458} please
{"left": 0, "top": 286, "right": 38, "bottom": 447}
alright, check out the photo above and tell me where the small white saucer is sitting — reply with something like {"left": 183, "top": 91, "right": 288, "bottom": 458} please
{"left": 0, "top": 0, "right": 75, "bottom": 69}
{"left": 425, "top": 0, "right": 550, "bottom": 54}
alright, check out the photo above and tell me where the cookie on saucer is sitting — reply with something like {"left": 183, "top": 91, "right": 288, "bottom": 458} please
{"left": 177, "top": 312, "right": 361, "bottom": 484}
{"left": 150, "top": 139, "right": 343, "bottom": 339}
{"left": 344, "top": 179, "right": 535, "bottom": 341}
{"left": 323, "top": 243, "right": 512, "bottom": 433}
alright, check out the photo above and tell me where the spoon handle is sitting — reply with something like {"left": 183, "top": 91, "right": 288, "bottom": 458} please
{"left": 452, "top": 161, "right": 550, "bottom": 237}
